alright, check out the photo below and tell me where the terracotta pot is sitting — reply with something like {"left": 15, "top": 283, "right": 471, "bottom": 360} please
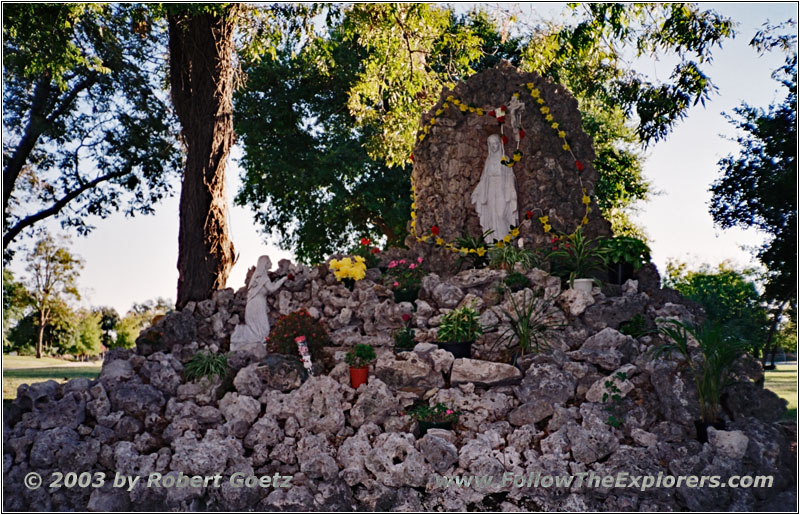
{"left": 349, "top": 366, "right": 369, "bottom": 389}
{"left": 572, "top": 278, "right": 594, "bottom": 293}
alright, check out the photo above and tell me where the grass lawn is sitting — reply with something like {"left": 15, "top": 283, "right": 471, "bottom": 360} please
{"left": 764, "top": 364, "right": 798, "bottom": 421}
{"left": 2, "top": 354, "right": 102, "bottom": 400}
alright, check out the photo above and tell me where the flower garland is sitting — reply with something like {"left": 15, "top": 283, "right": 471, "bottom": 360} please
{"left": 410, "top": 81, "right": 594, "bottom": 254}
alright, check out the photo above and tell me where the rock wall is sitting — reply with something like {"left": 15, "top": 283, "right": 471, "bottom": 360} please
{"left": 409, "top": 62, "right": 611, "bottom": 273}
{"left": 3, "top": 260, "right": 795, "bottom": 511}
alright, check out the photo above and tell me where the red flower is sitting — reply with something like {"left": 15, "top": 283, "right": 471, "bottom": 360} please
{"left": 502, "top": 135, "right": 508, "bottom": 145}
{"left": 488, "top": 110, "right": 495, "bottom": 117}
{"left": 525, "top": 210, "right": 533, "bottom": 220}
{"left": 497, "top": 116, "right": 505, "bottom": 124}
{"left": 575, "top": 160, "right": 584, "bottom": 171}
{"left": 409, "top": 153, "right": 414, "bottom": 162}
{"left": 361, "top": 237, "right": 371, "bottom": 246}
{"left": 402, "top": 314, "right": 411, "bottom": 322}
{"left": 431, "top": 225, "right": 439, "bottom": 235}
{"left": 551, "top": 237, "right": 559, "bottom": 243}
{"left": 287, "top": 273, "right": 295, "bottom": 280}
{"left": 519, "top": 129, "right": 526, "bottom": 139}
{"left": 370, "top": 247, "right": 380, "bottom": 254}
{"left": 500, "top": 104, "right": 507, "bottom": 110}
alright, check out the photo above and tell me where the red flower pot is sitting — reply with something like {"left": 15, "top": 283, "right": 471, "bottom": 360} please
{"left": 350, "top": 367, "right": 369, "bottom": 389}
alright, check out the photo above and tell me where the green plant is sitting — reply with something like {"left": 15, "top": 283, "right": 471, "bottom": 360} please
{"left": 267, "top": 309, "right": 330, "bottom": 363}
{"left": 494, "top": 290, "right": 563, "bottom": 357}
{"left": 488, "top": 245, "right": 541, "bottom": 271}
{"left": 602, "top": 371, "right": 628, "bottom": 428}
{"left": 346, "top": 343, "right": 376, "bottom": 368}
{"left": 548, "top": 228, "right": 609, "bottom": 287}
{"left": 651, "top": 319, "right": 748, "bottom": 424}
{"left": 350, "top": 237, "right": 382, "bottom": 269}
{"left": 601, "top": 236, "right": 651, "bottom": 269}
{"left": 184, "top": 352, "right": 228, "bottom": 381}
{"left": 437, "top": 305, "right": 483, "bottom": 343}
{"left": 619, "top": 314, "right": 654, "bottom": 338}
{"left": 407, "top": 402, "right": 460, "bottom": 423}
{"left": 500, "top": 271, "right": 530, "bottom": 293}
{"left": 454, "top": 231, "right": 492, "bottom": 269}
{"left": 393, "top": 314, "right": 416, "bottom": 352}
{"left": 386, "top": 257, "right": 426, "bottom": 292}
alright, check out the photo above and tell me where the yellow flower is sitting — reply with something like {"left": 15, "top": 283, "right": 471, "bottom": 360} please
{"left": 435, "top": 108, "right": 443, "bottom": 116}
{"left": 537, "top": 98, "right": 544, "bottom": 104}
{"left": 582, "top": 216, "right": 589, "bottom": 225}
{"left": 513, "top": 92, "right": 520, "bottom": 98}
{"left": 540, "top": 106, "right": 550, "bottom": 114}
{"left": 582, "top": 195, "right": 591, "bottom": 205}
{"left": 546, "top": 114, "right": 554, "bottom": 122}
{"left": 531, "top": 88, "right": 540, "bottom": 97}
{"left": 526, "top": 82, "right": 535, "bottom": 89}
{"left": 430, "top": 118, "right": 437, "bottom": 125}
{"left": 495, "top": 241, "right": 505, "bottom": 248}
{"left": 510, "top": 228, "right": 520, "bottom": 237}
{"left": 446, "top": 95, "right": 454, "bottom": 101}
{"left": 419, "top": 134, "right": 425, "bottom": 142}
{"left": 423, "top": 126, "right": 430, "bottom": 134}
{"left": 476, "top": 247, "right": 487, "bottom": 257}
{"left": 459, "top": 104, "right": 467, "bottom": 112}
{"left": 558, "top": 130, "right": 566, "bottom": 138}
{"left": 411, "top": 202, "right": 416, "bottom": 210}
{"left": 476, "top": 108, "right": 484, "bottom": 116}
{"left": 539, "top": 215, "right": 549, "bottom": 224}
{"left": 469, "top": 107, "right": 476, "bottom": 113}
{"left": 512, "top": 153, "right": 521, "bottom": 162}
{"left": 562, "top": 142, "right": 570, "bottom": 151}
{"left": 453, "top": 99, "right": 460, "bottom": 106}
{"left": 551, "top": 122, "right": 559, "bottom": 129}
{"left": 442, "top": 103, "right": 449, "bottom": 109}
{"left": 503, "top": 235, "right": 512, "bottom": 243}
{"left": 420, "top": 235, "right": 430, "bottom": 242}
{"left": 469, "top": 248, "right": 477, "bottom": 254}
{"left": 435, "top": 237, "right": 444, "bottom": 246}
{"left": 543, "top": 224, "right": 552, "bottom": 232}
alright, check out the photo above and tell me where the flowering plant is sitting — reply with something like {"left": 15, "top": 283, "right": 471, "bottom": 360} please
{"left": 393, "top": 313, "right": 416, "bottom": 352}
{"left": 267, "top": 309, "right": 330, "bottom": 363}
{"left": 350, "top": 238, "right": 381, "bottom": 268}
{"left": 385, "top": 257, "right": 426, "bottom": 292}
{"left": 407, "top": 402, "right": 460, "bottom": 423}
{"left": 329, "top": 256, "right": 367, "bottom": 282}
{"left": 547, "top": 228, "right": 609, "bottom": 287}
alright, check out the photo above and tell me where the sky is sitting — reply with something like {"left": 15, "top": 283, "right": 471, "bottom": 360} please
{"left": 5, "top": 2, "right": 798, "bottom": 315}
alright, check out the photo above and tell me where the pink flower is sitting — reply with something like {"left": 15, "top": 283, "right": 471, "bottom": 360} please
{"left": 409, "top": 263, "right": 416, "bottom": 269}
{"left": 393, "top": 281, "right": 400, "bottom": 287}
{"left": 388, "top": 260, "right": 398, "bottom": 269}
{"left": 417, "top": 257, "right": 423, "bottom": 263}
{"left": 399, "top": 259, "right": 406, "bottom": 264}
{"left": 446, "top": 409, "right": 454, "bottom": 415}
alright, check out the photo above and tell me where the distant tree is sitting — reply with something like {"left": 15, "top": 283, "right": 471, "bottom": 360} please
{"left": 114, "top": 315, "right": 141, "bottom": 350}
{"left": 2, "top": 4, "right": 181, "bottom": 256}
{"left": 6, "top": 298, "right": 77, "bottom": 356}
{"left": 72, "top": 310, "right": 103, "bottom": 358}
{"left": 2, "top": 269, "right": 31, "bottom": 347}
{"left": 114, "top": 297, "right": 172, "bottom": 349}
{"left": 93, "top": 306, "right": 120, "bottom": 349}
{"left": 24, "top": 231, "right": 83, "bottom": 358}
{"left": 665, "top": 261, "right": 769, "bottom": 357}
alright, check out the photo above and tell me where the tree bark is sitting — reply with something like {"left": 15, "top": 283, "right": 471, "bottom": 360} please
{"left": 36, "top": 311, "right": 45, "bottom": 359}
{"left": 761, "top": 301, "right": 786, "bottom": 368}
{"left": 168, "top": 8, "right": 236, "bottom": 308}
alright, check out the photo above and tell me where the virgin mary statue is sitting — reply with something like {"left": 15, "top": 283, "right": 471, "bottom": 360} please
{"left": 471, "top": 134, "right": 519, "bottom": 243}
{"left": 230, "top": 256, "right": 286, "bottom": 350}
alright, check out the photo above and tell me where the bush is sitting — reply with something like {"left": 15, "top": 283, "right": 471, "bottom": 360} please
{"left": 184, "top": 352, "right": 228, "bottom": 381}
{"left": 394, "top": 314, "right": 415, "bottom": 352}
{"left": 266, "top": 309, "right": 330, "bottom": 363}
{"left": 488, "top": 245, "right": 541, "bottom": 271}
{"left": 438, "top": 305, "right": 482, "bottom": 343}
{"left": 407, "top": 402, "right": 460, "bottom": 423}
{"left": 345, "top": 343, "right": 376, "bottom": 368}
{"left": 501, "top": 271, "right": 530, "bottom": 292}
{"left": 494, "top": 290, "right": 563, "bottom": 357}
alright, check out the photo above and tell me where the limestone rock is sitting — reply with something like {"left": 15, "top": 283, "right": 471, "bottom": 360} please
{"left": 417, "top": 434, "right": 458, "bottom": 473}
{"left": 508, "top": 399, "right": 554, "bottom": 426}
{"left": 558, "top": 288, "right": 595, "bottom": 316}
{"left": 375, "top": 353, "right": 444, "bottom": 392}
{"left": 708, "top": 428, "right": 749, "bottom": 460}
{"left": 450, "top": 358, "right": 522, "bottom": 387}
{"left": 432, "top": 282, "right": 465, "bottom": 308}
{"left": 364, "top": 433, "right": 430, "bottom": 487}
{"left": 349, "top": 379, "right": 402, "bottom": 428}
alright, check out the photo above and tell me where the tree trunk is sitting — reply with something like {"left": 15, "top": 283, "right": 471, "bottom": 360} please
{"left": 36, "top": 311, "right": 45, "bottom": 359}
{"left": 761, "top": 301, "right": 786, "bottom": 368}
{"left": 168, "top": 8, "right": 237, "bottom": 308}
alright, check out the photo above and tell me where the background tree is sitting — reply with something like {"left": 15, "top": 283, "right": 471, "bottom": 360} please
{"left": 6, "top": 298, "right": 77, "bottom": 356}
{"left": 72, "top": 309, "right": 103, "bottom": 358}
{"left": 2, "top": 3, "right": 181, "bottom": 256}
{"left": 24, "top": 231, "right": 83, "bottom": 358}
{"left": 235, "top": 3, "right": 733, "bottom": 262}
{"left": 665, "top": 260, "right": 769, "bottom": 358}
{"left": 93, "top": 306, "right": 120, "bottom": 349}
{"left": 3, "top": 270, "right": 31, "bottom": 348}
{"left": 114, "top": 297, "right": 172, "bottom": 348}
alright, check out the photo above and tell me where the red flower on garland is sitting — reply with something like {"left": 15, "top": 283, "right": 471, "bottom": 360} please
{"left": 370, "top": 248, "right": 380, "bottom": 254}
{"left": 360, "top": 237, "right": 371, "bottom": 246}
{"left": 287, "top": 273, "right": 295, "bottom": 280}
{"left": 525, "top": 210, "right": 533, "bottom": 220}
{"left": 431, "top": 225, "right": 439, "bottom": 235}
{"left": 409, "top": 153, "right": 414, "bottom": 162}
{"left": 519, "top": 129, "right": 526, "bottom": 139}
{"left": 502, "top": 135, "right": 508, "bottom": 145}
{"left": 401, "top": 313, "right": 411, "bottom": 322}
{"left": 497, "top": 116, "right": 505, "bottom": 123}
{"left": 575, "top": 160, "right": 584, "bottom": 171}
{"left": 500, "top": 105, "right": 507, "bottom": 110}
{"left": 488, "top": 110, "right": 495, "bottom": 117}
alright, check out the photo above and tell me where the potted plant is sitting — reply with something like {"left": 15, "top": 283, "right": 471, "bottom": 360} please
{"left": 488, "top": 244, "right": 541, "bottom": 271}
{"left": 386, "top": 257, "right": 426, "bottom": 303}
{"left": 345, "top": 343, "right": 376, "bottom": 389}
{"left": 548, "top": 228, "right": 609, "bottom": 293}
{"left": 650, "top": 319, "right": 747, "bottom": 443}
{"left": 393, "top": 314, "right": 416, "bottom": 354}
{"left": 601, "top": 236, "right": 651, "bottom": 284}
{"left": 437, "top": 305, "right": 483, "bottom": 358}
{"left": 329, "top": 256, "right": 367, "bottom": 291}
{"left": 407, "top": 402, "right": 460, "bottom": 436}
{"left": 493, "top": 289, "right": 564, "bottom": 367}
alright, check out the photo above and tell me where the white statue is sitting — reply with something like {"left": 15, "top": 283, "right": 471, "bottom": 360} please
{"left": 471, "top": 134, "right": 519, "bottom": 243}
{"left": 230, "top": 255, "right": 286, "bottom": 351}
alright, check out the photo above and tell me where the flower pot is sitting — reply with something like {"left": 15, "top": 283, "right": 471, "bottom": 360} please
{"left": 417, "top": 420, "right": 452, "bottom": 436}
{"left": 572, "top": 278, "right": 594, "bottom": 293}
{"left": 608, "top": 262, "right": 634, "bottom": 285}
{"left": 437, "top": 341, "right": 472, "bottom": 359}
{"left": 349, "top": 367, "right": 369, "bottom": 389}
{"left": 393, "top": 288, "right": 419, "bottom": 304}
{"left": 695, "top": 418, "right": 726, "bottom": 444}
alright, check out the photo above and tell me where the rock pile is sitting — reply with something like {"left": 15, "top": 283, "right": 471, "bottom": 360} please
{"left": 3, "top": 260, "right": 795, "bottom": 511}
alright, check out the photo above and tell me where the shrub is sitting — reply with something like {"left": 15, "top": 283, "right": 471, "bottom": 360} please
{"left": 619, "top": 314, "right": 654, "bottom": 338}
{"left": 345, "top": 343, "right": 376, "bottom": 368}
{"left": 394, "top": 314, "right": 416, "bottom": 352}
{"left": 386, "top": 257, "right": 426, "bottom": 292}
{"left": 454, "top": 231, "right": 491, "bottom": 269}
{"left": 501, "top": 271, "right": 530, "bottom": 292}
{"left": 407, "top": 402, "right": 460, "bottom": 423}
{"left": 494, "top": 290, "right": 563, "bottom": 357}
{"left": 601, "top": 236, "right": 651, "bottom": 269}
{"left": 437, "top": 305, "right": 482, "bottom": 343}
{"left": 488, "top": 245, "right": 541, "bottom": 271}
{"left": 184, "top": 352, "right": 228, "bottom": 381}
{"left": 548, "top": 228, "right": 609, "bottom": 287}
{"left": 350, "top": 237, "right": 381, "bottom": 268}
{"left": 267, "top": 309, "right": 330, "bottom": 363}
